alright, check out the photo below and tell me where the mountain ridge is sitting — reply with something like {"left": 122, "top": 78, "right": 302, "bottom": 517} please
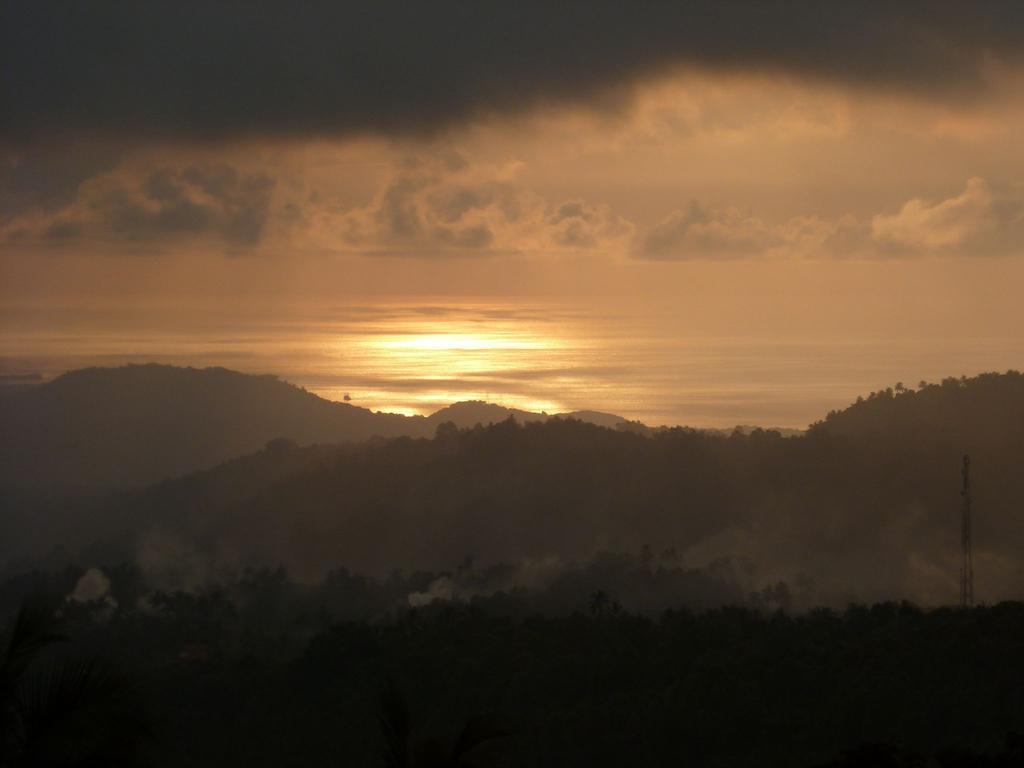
{"left": 7, "top": 369, "right": 1023, "bottom": 603}
{"left": 0, "top": 363, "right": 663, "bottom": 488}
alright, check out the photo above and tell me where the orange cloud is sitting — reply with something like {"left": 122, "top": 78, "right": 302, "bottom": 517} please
{"left": 634, "top": 179, "right": 1024, "bottom": 261}
{"left": 872, "top": 178, "right": 1024, "bottom": 255}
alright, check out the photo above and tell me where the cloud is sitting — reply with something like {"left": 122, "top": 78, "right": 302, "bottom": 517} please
{"left": 3, "top": 2, "right": 1024, "bottom": 148}
{"left": 634, "top": 202, "right": 857, "bottom": 261}
{"left": 67, "top": 567, "right": 112, "bottom": 603}
{"left": 548, "top": 201, "right": 631, "bottom": 249}
{"left": 3, "top": 163, "right": 277, "bottom": 250}
{"left": 638, "top": 202, "right": 781, "bottom": 260}
{"left": 635, "top": 179, "right": 1024, "bottom": 260}
{"left": 103, "top": 165, "right": 276, "bottom": 245}
{"left": 7, "top": 160, "right": 1018, "bottom": 262}
{"left": 315, "top": 153, "right": 633, "bottom": 258}
{"left": 1, "top": 151, "right": 632, "bottom": 258}
{"left": 872, "top": 177, "right": 1024, "bottom": 255}
{"left": 0, "top": 142, "right": 123, "bottom": 217}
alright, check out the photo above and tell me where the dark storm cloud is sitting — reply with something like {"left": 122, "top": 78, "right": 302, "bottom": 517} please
{"left": 3, "top": 1, "right": 1023, "bottom": 147}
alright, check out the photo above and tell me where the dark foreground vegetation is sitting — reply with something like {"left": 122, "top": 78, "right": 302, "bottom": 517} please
{"left": 2, "top": 567, "right": 1024, "bottom": 768}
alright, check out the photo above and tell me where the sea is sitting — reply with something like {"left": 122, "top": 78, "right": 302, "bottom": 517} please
{"left": 2, "top": 299, "right": 1022, "bottom": 429}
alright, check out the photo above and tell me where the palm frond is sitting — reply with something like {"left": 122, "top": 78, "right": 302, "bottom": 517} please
{"left": 378, "top": 680, "right": 411, "bottom": 768}
{"left": 14, "top": 656, "right": 150, "bottom": 766}
{"left": 450, "top": 716, "right": 510, "bottom": 764}
{"left": 0, "top": 600, "right": 67, "bottom": 699}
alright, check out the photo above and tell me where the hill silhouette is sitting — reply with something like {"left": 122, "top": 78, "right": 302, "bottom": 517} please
{"left": 814, "top": 371, "right": 1024, "bottom": 449}
{"left": 0, "top": 365, "right": 418, "bottom": 488}
{"left": 0, "top": 364, "right": 642, "bottom": 488}
{"left": 8, "top": 370, "right": 1022, "bottom": 607}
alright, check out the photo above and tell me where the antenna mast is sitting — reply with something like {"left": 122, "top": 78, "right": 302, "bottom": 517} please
{"left": 959, "top": 454, "right": 974, "bottom": 608}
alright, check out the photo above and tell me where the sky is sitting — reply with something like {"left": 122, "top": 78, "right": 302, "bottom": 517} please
{"left": 3, "top": 2, "right": 1024, "bottom": 426}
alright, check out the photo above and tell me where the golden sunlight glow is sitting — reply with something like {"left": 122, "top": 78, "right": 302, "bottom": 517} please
{"left": 310, "top": 311, "right": 584, "bottom": 416}
{"left": 374, "top": 333, "right": 557, "bottom": 352}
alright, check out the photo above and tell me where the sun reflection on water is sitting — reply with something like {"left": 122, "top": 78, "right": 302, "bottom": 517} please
{"left": 5, "top": 299, "right": 1021, "bottom": 428}
{"left": 330, "top": 319, "right": 577, "bottom": 414}
{"left": 373, "top": 332, "right": 558, "bottom": 352}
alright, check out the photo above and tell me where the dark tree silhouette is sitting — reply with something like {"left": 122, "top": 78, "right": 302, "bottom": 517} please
{"left": 0, "top": 601, "right": 149, "bottom": 767}
{"left": 378, "top": 682, "right": 508, "bottom": 768}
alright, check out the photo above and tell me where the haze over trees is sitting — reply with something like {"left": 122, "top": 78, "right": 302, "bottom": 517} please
{"left": 2, "top": 368, "right": 1024, "bottom": 766}
{"left": 3, "top": 367, "right": 1023, "bottom": 607}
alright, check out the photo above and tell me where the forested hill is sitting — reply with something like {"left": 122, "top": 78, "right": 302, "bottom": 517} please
{"left": 0, "top": 365, "right": 419, "bottom": 488}
{"left": 811, "top": 372, "right": 1024, "bottom": 504}
{"left": 8, "top": 370, "right": 1021, "bottom": 607}
{"left": 814, "top": 370, "right": 1024, "bottom": 451}
{"left": 0, "top": 364, "right": 637, "bottom": 488}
